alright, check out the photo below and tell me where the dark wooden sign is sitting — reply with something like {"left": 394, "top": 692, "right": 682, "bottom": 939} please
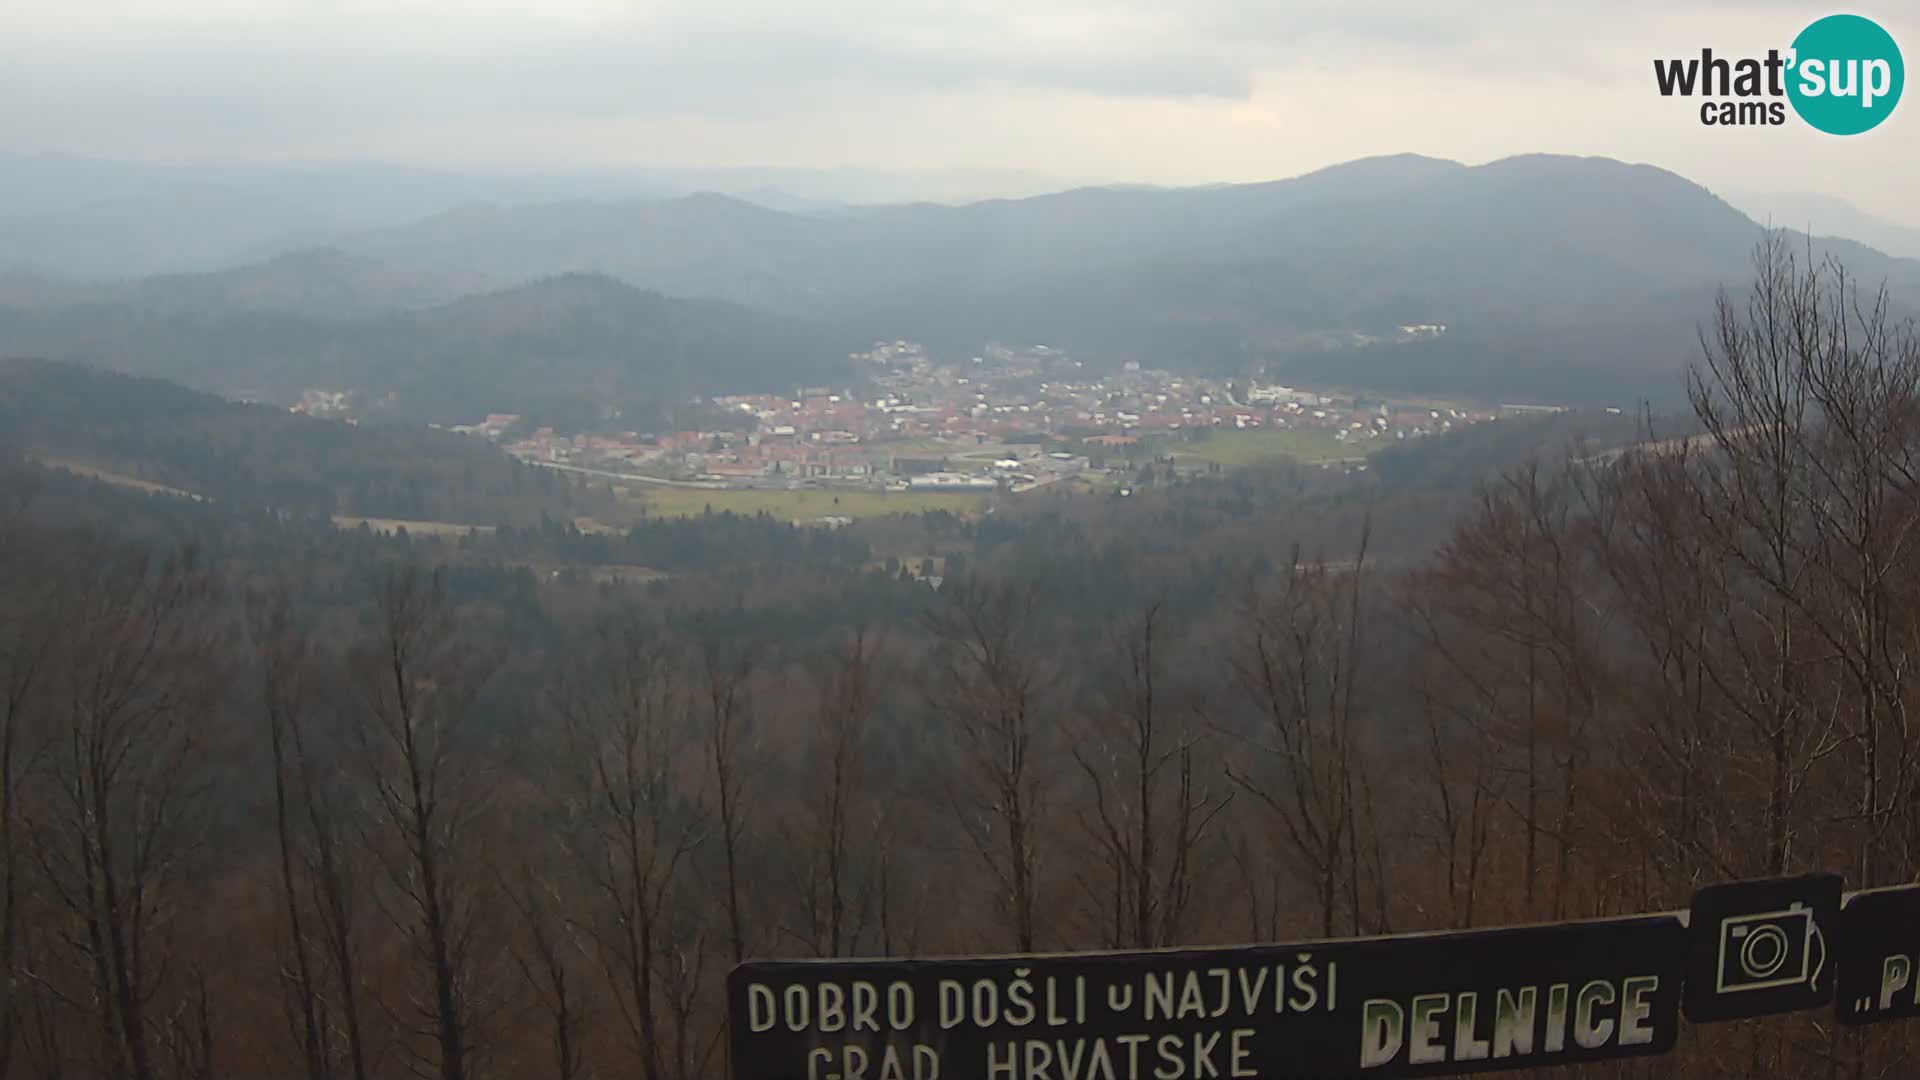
{"left": 1836, "top": 884, "right": 1920, "bottom": 1025}
{"left": 1683, "top": 872, "right": 1840, "bottom": 1023}
{"left": 728, "top": 914, "right": 1685, "bottom": 1080}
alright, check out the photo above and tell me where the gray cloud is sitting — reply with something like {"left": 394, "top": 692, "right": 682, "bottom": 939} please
{"left": 0, "top": 1, "right": 1914, "bottom": 229}
{"left": 0, "top": 2, "right": 1524, "bottom": 133}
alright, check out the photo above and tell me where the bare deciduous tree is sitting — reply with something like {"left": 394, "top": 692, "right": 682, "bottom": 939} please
{"left": 1072, "top": 604, "right": 1230, "bottom": 949}
{"left": 249, "top": 585, "right": 331, "bottom": 1080}
{"left": 1225, "top": 536, "right": 1375, "bottom": 938}
{"left": 789, "top": 627, "right": 885, "bottom": 958}
{"left": 697, "top": 635, "right": 759, "bottom": 964}
{"left": 925, "top": 581, "right": 1055, "bottom": 952}
{"left": 555, "top": 617, "right": 705, "bottom": 1080}
{"left": 505, "top": 869, "right": 585, "bottom": 1080}
{"left": 348, "top": 567, "right": 497, "bottom": 1080}
{"left": 29, "top": 544, "right": 222, "bottom": 1080}
{"left": 0, "top": 491, "right": 59, "bottom": 1080}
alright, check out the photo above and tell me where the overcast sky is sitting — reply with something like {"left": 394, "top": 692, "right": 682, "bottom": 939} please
{"left": 4, "top": 1, "right": 1915, "bottom": 225}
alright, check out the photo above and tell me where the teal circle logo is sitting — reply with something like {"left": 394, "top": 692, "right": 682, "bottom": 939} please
{"left": 1786, "top": 14, "right": 1904, "bottom": 135}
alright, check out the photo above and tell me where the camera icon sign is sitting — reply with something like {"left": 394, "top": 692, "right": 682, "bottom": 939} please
{"left": 1715, "top": 902, "right": 1826, "bottom": 995}
{"left": 1685, "top": 872, "right": 1842, "bottom": 1023}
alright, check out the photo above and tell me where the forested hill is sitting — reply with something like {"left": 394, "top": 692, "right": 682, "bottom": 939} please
{"left": 0, "top": 357, "right": 609, "bottom": 525}
{"left": 0, "top": 272, "right": 864, "bottom": 430}
{"left": 4, "top": 156, "right": 1916, "bottom": 412}
{"left": 346, "top": 272, "right": 864, "bottom": 428}
{"left": 0, "top": 247, "right": 490, "bottom": 322}
{"left": 323, "top": 154, "right": 1920, "bottom": 402}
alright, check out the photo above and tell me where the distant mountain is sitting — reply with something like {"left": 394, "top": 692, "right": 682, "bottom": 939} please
{"left": 0, "top": 152, "right": 680, "bottom": 236}
{"left": 335, "top": 153, "right": 1475, "bottom": 311}
{"left": 129, "top": 248, "right": 495, "bottom": 319}
{"left": 0, "top": 272, "right": 863, "bottom": 430}
{"left": 624, "top": 165, "right": 1072, "bottom": 206}
{"left": 866, "top": 155, "right": 1766, "bottom": 348}
{"left": 329, "top": 272, "right": 863, "bottom": 426}
{"left": 0, "top": 180, "right": 343, "bottom": 279}
{"left": 0, "top": 153, "right": 1075, "bottom": 277}
{"left": 728, "top": 188, "right": 849, "bottom": 214}
{"left": 343, "top": 153, "right": 1912, "bottom": 311}
{"left": 313, "top": 152, "right": 1920, "bottom": 402}
{"left": 1721, "top": 188, "right": 1920, "bottom": 261}
{"left": 8, "top": 152, "right": 1918, "bottom": 406}
{"left": 343, "top": 193, "right": 856, "bottom": 315}
{"left": 0, "top": 248, "right": 492, "bottom": 320}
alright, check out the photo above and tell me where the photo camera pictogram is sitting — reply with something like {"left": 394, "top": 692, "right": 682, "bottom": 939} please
{"left": 1716, "top": 902, "right": 1826, "bottom": 995}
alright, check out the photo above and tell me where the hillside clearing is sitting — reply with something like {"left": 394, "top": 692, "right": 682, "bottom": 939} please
{"left": 33, "top": 456, "right": 206, "bottom": 500}
{"left": 638, "top": 486, "right": 992, "bottom": 521}
{"left": 1155, "top": 428, "right": 1382, "bottom": 466}
{"left": 333, "top": 516, "right": 497, "bottom": 537}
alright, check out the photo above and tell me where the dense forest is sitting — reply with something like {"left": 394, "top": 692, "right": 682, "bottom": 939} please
{"left": 4, "top": 239, "right": 1920, "bottom": 1079}
{"left": 0, "top": 356, "right": 630, "bottom": 526}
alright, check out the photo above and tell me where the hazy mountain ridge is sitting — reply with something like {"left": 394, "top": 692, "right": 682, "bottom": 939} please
{"left": 0, "top": 271, "right": 863, "bottom": 429}
{"left": 0, "top": 247, "right": 492, "bottom": 320}
{"left": 0, "top": 180, "right": 343, "bottom": 280}
{"left": 5, "top": 152, "right": 1918, "bottom": 408}
{"left": 321, "top": 153, "right": 1919, "bottom": 336}
{"left": 322, "top": 153, "right": 1483, "bottom": 309}
{"left": 0, "top": 152, "right": 1074, "bottom": 276}
{"left": 825, "top": 155, "right": 1920, "bottom": 397}
{"left": 343, "top": 192, "right": 858, "bottom": 315}
{"left": 1723, "top": 188, "right": 1920, "bottom": 261}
